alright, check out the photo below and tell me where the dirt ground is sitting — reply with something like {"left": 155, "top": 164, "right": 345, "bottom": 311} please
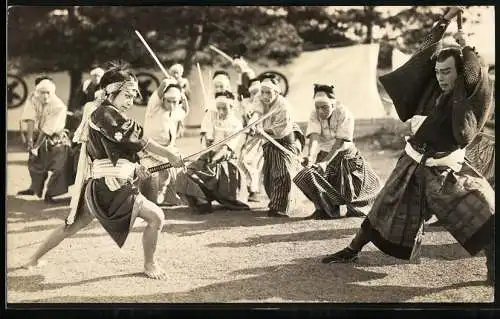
{"left": 6, "top": 134, "right": 494, "bottom": 303}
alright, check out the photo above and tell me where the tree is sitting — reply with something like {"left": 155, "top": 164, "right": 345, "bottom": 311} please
{"left": 7, "top": 6, "right": 303, "bottom": 106}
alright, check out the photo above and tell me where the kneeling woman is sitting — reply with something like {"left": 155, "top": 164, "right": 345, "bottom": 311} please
{"left": 22, "top": 65, "right": 184, "bottom": 280}
{"left": 293, "top": 84, "right": 381, "bottom": 219}
{"left": 176, "top": 91, "right": 250, "bottom": 214}
{"left": 141, "top": 80, "right": 187, "bottom": 206}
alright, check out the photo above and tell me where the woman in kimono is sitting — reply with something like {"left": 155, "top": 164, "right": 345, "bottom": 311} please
{"left": 176, "top": 90, "right": 249, "bottom": 214}
{"left": 22, "top": 64, "right": 185, "bottom": 280}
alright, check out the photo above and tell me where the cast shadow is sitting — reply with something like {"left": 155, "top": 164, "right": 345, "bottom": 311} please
{"left": 18, "top": 256, "right": 492, "bottom": 303}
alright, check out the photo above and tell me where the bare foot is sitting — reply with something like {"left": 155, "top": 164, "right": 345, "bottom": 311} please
{"left": 144, "top": 263, "right": 167, "bottom": 280}
{"left": 21, "top": 259, "right": 47, "bottom": 270}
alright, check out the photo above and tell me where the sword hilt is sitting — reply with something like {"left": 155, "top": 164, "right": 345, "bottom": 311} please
{"left": 148, "top": 162, "right": 173, "bottom": 173}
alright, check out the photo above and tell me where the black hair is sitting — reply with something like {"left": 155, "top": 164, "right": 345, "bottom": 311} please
{"left": 213, "top": 70, "right": 230, "bottom": 79}
{"left": 215, "top": 90, "right": 235, "bottom": 100}
{"left": 436, "top": 48, "right": 464, "bottom": 74}
{"left": 313, "top": 84, "right": 335, "bottom": 98}
{"left": 248, "top": 77, "right": 260, "bottom": 86}
{"left": 259, "top": 73, "right": 279, "bottom": 85}
{"left": 163, "top": 83, "right": 183, "bottom": 95}
{"left": 99, "top": 61, "right": 137, "bottom": 90}
{"left": 34, "top": 75, "right": 54, "bottom": 86}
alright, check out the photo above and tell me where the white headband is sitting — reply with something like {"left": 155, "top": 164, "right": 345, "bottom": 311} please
{"left": 163, "top": 86, "right": 182, "bottom": 100}
{"left": 260, "top": 78, "right": 280, "bottom": 93}
{"left": 232, "top": 58, "right": 247, "bottom": 69}
{"left": 90, "top": 67, "right": 105, "bottom": 77}
{"left": 36, "top": 79, "right": 56, "bottom": 94}
{"left": 104, "top": 79, "right": 140, "bottom": 98}
{"left": 215, "top": 95, "right": 235, "bottom": 107}
{"left": 169, "top": 64, "right": 184, "bottom": 74}
{"left": 249, "top": 81, "right": 260, "bottom": 93}
{"left": 314, "top": 95, "right": 333, "bottom": 104}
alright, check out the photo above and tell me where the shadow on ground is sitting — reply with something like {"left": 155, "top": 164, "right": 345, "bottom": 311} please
{"left": 8, "top": 256, "right": 490, "bottom": 303}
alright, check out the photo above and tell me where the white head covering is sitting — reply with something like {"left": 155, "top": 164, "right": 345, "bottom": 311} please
{"left": 169, "top": 63, "right": 184, "bottom": 75}
{"left": 163, "top": 85, "right": 182, "bottom": 100}
{"left": 213, "top": 74, "right": 231, "bottom": 91}
{"left": 90, "top": 67, "right": 105, "bottom": 77}
{"left": 35, "top": 79, "right": 56, "bottom": 94}
{"left": 260, "top": 78, "right": 280, "bottom": 93}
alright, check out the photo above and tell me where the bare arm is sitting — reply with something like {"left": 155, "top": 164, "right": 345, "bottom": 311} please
{"left": 306, "top": 133, "right": 320, "bottom": 161}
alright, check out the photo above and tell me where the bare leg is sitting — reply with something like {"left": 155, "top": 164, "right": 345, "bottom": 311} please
{"left": 22, "top": 209, "right": 94, "bottom": 269}
{"left": 136, "top": 196, "right": 166, "bottom": 280}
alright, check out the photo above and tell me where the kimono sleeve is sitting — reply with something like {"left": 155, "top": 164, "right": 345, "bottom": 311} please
{"left": 268, "top": 101, "right": 293, "bottom": 138}
{"left": 305, "top": 110, "right": 321, "bottom": 138}
{"left": 334, "top": 105, "right": 355, "bottom": 141}
{"left": 40, "top": 102, "right": 67, "bottom": 135}
{"left": 93, "top": 106, "right": 149, "bottom": 153}
{"left": 226, "top": 120, "right": 244, "bottom": 152}
{"left": 20, "top": 94, "right": 37, "bottom": 122}
{"left": 200, "top": 110, "right": 215, "bottom": 139}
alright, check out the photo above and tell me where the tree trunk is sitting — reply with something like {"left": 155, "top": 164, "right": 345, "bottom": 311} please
{"left": 68, "top": 69, "right": 83, "bottom": 110}
{"left": 364, "top": 6, "right": 375, "bottom": 44}
{"left": 183, "top": 22, "right": 205, "bottom": 77}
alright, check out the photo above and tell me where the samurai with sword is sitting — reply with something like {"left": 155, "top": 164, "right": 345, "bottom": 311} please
{"left": 322, "top": 7, "right": 495, "bottom": 285}
{"left": 293, "top": 84, "right": 381, "bottom": 220}
{"left": 22, "top": 64, "right": 185, "bottom": 280}
{"left": 248, "top": 74, "right": 305, "bottom": 218}
{"left": 17, "top": 76, "right": 74, "bottom": 204}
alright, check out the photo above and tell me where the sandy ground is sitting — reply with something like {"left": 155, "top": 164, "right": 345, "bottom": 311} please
{"left": 6, "top": 136, "right": 494, "bottom": 303}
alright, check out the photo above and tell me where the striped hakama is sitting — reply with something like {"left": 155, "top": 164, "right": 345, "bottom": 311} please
{"left": 293, "top": 148, "right": 381, "bottom": 216}
{"left": 262, "top": 132, "right": 303, "bottom": 213}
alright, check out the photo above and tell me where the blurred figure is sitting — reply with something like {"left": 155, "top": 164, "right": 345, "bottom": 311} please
{"left": 232, "top": 56, "right": 256, "bottom": 100}
{"left": 169, "top": 63, "right": 190, "bottom": 138}
{"left": 238, "top": 77, "right": 265, "bottom": 202}
{"left": 200, "top": 70, "right": 233, "bottom": 147}
{"left": 17, "top": 77, "right": 73, "bottom": 203}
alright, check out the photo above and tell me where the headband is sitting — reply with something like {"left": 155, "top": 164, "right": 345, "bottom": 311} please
{"left": 163, "top": 85, "right": 182, "bottom": 99}
{"left": 215, "top": 91, "right": 235, "bottom": 107}
{"left": 90, "top": 67, "right": 105, "bottom": 77}
{"left": 36, "top": 79, "right": 56, "bottom": 94}
{"left": 249, "top": 80, "right": 261, "bottom": 93}
{"left": 104, "top": 79, "right": 141, "bottom": 99}
{"left": 260, "top": 78, "right": 280, "bottom": 93}
{"left": 169, "top": 64, "right": 184, "bottom": 74}
{"left": 314, "top": 95, "right": 333, "bottom": 105}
